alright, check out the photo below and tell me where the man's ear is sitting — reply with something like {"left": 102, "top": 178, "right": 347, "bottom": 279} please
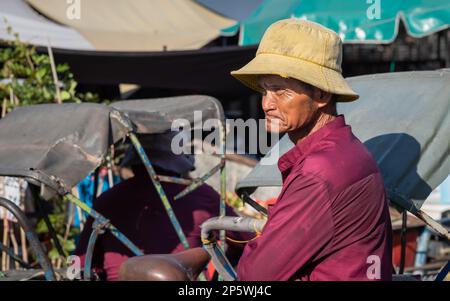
{"left": 313, "top": 88, "right": 332, "bottom": 108}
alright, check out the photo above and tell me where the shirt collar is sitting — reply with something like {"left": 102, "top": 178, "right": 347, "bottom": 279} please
{"left": 277, "top": 115, "right": 347, "bottom": 181}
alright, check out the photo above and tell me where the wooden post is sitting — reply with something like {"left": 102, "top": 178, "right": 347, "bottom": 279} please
{"left": 2, "top": 219, "right": 9, "bottom": 270}
{"left": 9, "top": 226, "right": 19, "bottom": 269}
{"left": 1, "top": 98, "right": 7, "bottom": 118}
{"left": 46, "top": 37, "right": 62, "bottom": 104}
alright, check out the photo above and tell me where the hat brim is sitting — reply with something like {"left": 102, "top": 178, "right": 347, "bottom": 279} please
{"left": 231, "top": 53, "right": 359, "bottom": 102}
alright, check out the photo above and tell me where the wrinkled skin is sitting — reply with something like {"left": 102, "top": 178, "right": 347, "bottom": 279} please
{"left": 258, "top": 75, "right": 336, "bottom": 144}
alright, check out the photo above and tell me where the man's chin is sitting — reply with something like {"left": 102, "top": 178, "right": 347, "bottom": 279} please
{"left": 265, "top": 118, "right": 288, "bottom": 133}
{"left": 265, "top": 125, "right": 287, "bottom": 133}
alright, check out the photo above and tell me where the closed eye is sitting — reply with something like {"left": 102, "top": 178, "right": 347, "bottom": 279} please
{"left": 274, "top": 89, "right": 287, "bottom": 96}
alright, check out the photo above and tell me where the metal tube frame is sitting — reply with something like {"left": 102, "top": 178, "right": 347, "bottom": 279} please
{"left": 83, "top": 218, "right": 108, "bottom": 280}
{"left": 0, "top": 197, "right": 56, "bottom": 281}
{"left": 435, "top": 260, "right": 450, "bottom": 281}
{"left": 414, "top": 217, "right": 450, "bottom": 279}
{"left": 64, "top": 193, "right": 143, "bottom": 280}
{"left": 129, "top": 133, "right": 191, "bottom": 250}
{"left": 0, "top": 242, "right": 31, "bottom": 269}
{"left": 31, "top": 186, "right": 67, "bottom": 258}
{"left": 0, "top": 125, "right": 227, "bottom": 281}
{"left": 201, "top": 216, "right": 266, "bottom": 281}
{"left": 65, "top": 193, "right": 143, "bottom": 257}
{"left": 128, "top": 122, "right": 228, "bottom": 251}
{"left": 129, "top": 132, "right": 220, "bottom": 281}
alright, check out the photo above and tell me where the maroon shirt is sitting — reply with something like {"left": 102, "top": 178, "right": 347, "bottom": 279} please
{"left": 237, "top": 115, "right": 392, "bottom": 281}
{"left": 75, "top": 167, "right": 246, "bottom": 280}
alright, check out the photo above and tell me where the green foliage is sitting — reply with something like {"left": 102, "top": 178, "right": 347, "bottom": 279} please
{"left": 0, "top": 21, "right": 100, "bottom": 264}
{"left": 35, "top": 197, "right": 80, "bottom": 261}
{"left": 0, "top": 22, "right": 101, "bottom": 115}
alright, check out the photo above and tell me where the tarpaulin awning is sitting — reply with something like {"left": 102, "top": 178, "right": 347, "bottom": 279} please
{"left": 52, "top": 45, "right": 257, "bottom": 97}
{"left": 110, "top": 95, "right": 224, "bottom": 134}
{"left": 225, "top": 0, "right": 450, "bottom": 45}
{"left": 236, "top": 69, "right": 450, "bottom": 212}
{"left": 0, "top": 103, "right": 130, "bottom": 193}
{"left": 0, "top": 95, "right": 225, "bottom": 193}
{"left": 26, "top": 0, "right": 235, "bottom": 51}
{"left": 0, "top": 0, "right": 94, "bottom": 50}
{"left": 195, "top": 0, "right": 263, "bottom": 22}
{"left": 0, "top": 0, "right": 256, "bottom": 96}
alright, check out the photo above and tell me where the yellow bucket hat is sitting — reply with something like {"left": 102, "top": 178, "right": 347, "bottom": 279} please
{"left": 231, "top": 19, "right": 359, "bottom": 102}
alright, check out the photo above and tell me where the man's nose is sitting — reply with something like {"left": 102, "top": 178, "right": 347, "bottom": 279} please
{"left": 262, "top": 94, "right": 276, "bottom": 112}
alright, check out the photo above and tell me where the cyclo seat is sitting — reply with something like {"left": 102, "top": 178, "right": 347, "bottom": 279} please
{"left": 118, "top": 247, "right": 210, "bottom": 281}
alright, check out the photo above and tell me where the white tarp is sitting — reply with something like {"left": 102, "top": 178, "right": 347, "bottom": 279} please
{"left": 0, "top": 0, "right": 94, "bottom": 50}
{"left": 26, "top": 0, "right": 235, "bottom": 51}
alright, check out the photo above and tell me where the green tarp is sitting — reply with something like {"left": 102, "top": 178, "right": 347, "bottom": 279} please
{"left": 224, "top": 0, "right": 450, "bottom": 45}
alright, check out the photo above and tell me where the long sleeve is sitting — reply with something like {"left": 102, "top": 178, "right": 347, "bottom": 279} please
{"left": 237, "top": 172, "right": 335, "bottom": 280}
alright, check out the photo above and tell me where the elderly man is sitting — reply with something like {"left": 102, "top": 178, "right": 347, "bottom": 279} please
{"left": 231, "top": 19, "right": 392, "bottom": 281}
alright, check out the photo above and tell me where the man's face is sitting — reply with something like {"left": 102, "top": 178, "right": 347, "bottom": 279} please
{"left": 258, "top": 75, "right": 319, "bottom": 134}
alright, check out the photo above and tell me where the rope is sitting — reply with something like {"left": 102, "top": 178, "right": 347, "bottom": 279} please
{"left": 201, "top": 238, "right": 214, "bottom": 245}
{"left": 203, "top": 219, "right": 264, "bottom": 245}
{"left": 225, "top": 219, "right": 262, "bottom": 244}
{"left": 226, "top": 235, "right": 259, "bottom": 244}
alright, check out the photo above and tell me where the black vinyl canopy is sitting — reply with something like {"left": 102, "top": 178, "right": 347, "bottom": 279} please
{"left": 110, "top": 95, "right": 225, "bottom": 134}
{"left": 0, "top": 95, "right": 224, "bottom": 194}
{"left": 52, "top": 46, "right": 257, "bottom": 97}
